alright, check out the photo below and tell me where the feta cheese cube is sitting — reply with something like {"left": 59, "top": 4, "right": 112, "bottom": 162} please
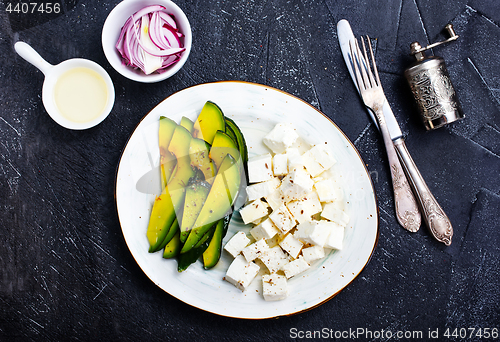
{"left": 294, "top": 220, "right": 331, "bottom": 247}
{"left": 279, "top": 168, "right": 314, "bottom": 202}
{"left": 242, "top": 238, "right": 270, "bottom": 262}
{"left": 263, "top": 123, "right": 299, "bottom": 154}
{"left": 286, "top": 191, "right": 322, "bottom": 224}
{"left": 251, "top": 216, "right": 266, "bottom": 226}
{"left": 312, "top": 176, "right": 325, "bottom": 183}
{"left": 224, "top": 231, "right": 251, "bottom": 257}
{"left": 262, "top": 274, "right": 288, "bottom": 301}
{"left": 269, "top": 204, "right": 296, "bottom": 234}
{"left": 301, "top": 245, "right": 326, "bottom": 264}
{"left": 283, "top": 256, "right": 310, "bottom": 279}
{"left": 246, "top": 177, "right": 281, "bottom": 202}
{"left": 250, "top": 218, "right": 280, "bottom": 240}
{"left": 321, "top": 202, "right": 350, "bottom": 227}
{"left": 272, "top": 153, "right": 288, "bottom": 176}
{"left": 279, "top": 233, "right": 303, "bottom": 259}
{"left": 264, "top": 189, "right": 285, "bottom": 211}
{"left": 259, "top": 246, "right": 290, "bottom": 273}
{"left": 286, "top": 148, "right": 304, "bottom": 169}
{"left": 314, "top": 178, "right": 343, "bottom": 202}
{"left": 302, "top": 144, "right": 336, "bottom": 177}
{"left": 324, "top": 221, "right": 344, "bottom": 250}
{"left": 265, "top": 234, "right": 280, "bottom": 248}
{"left": 247, "top": 153, "right": 273, "bottom": 183}
{"left": 225, "top": 255, "right": 260, "bottom": 291}
{"left": 290, "top": 136, "right": 313, "bottom": 155}
{"left": 239, "top": 199, "right": 270, "bottom": 224}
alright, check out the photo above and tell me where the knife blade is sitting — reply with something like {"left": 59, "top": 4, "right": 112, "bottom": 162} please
{"left": 337, "top": 19, "right": 454, "bottom": 245}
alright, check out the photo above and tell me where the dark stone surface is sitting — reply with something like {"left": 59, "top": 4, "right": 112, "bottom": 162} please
{"left": 1, "top": 0, "right": 499, "bottom": 341}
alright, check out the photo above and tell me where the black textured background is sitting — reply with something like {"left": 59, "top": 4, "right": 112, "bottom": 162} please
{"left": 1, "top": 0, "right": 499, "bottom": 341}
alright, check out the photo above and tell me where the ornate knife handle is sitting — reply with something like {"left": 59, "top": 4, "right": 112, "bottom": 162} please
{"left": 393, "top": 138, "right": 453, "bottom": 245}
{"left": 372, "top": 107, "right": 421, "bottom": 232}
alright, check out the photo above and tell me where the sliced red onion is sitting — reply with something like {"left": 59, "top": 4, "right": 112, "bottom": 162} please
{"left": 158, "top": 11, "right": 177, "bottom": 30}
{"left": 116, "top": 5, "right": 186, "bottom": 75}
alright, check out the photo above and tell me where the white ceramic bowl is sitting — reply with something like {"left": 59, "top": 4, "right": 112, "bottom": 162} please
{"left": 102, "top": 0, "right": 192, "bottom": 83}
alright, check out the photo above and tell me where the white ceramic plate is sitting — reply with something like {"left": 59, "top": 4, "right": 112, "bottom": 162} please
{"left": 115, "top": 81, "right": 379, "bottom": 319}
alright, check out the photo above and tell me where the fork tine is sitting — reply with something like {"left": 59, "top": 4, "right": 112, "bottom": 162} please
{"left": 360, "top": 36, "right": 376, "bottom": 87}
{"left": 349, "top": 38, "right": 369, "bottom": 91}
{"left": 354, "top": 38, "right": 371, "bottom": 89}
{"left": 366, "top": 36, "right": 381, "bottom": 86}
{"left": 349, "top": 40, "right": 364, "bottom": 91}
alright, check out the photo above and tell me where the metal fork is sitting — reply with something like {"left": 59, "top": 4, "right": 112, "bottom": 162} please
{"left": 350, "top": 36, "right": 421, "bottom": 233}
{"left": 351, "top": 36, "right": 454, "bottom": 246}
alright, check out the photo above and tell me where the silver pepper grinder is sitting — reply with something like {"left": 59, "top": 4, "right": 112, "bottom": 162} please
{"left": 404, "top": 24, "right": 464, "bottom": 130}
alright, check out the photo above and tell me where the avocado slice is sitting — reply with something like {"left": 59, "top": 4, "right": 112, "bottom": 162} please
{"left": 209, "top": 130, "right": 241, "bottom": 171}
{"left": 224, "top": 117, "right": 248, "bottom": 166}
{"left": 177, "top": 225, "right": 216, "bottom": 272}
{"left": 146, "top": 192, "right": 175, "bottom": 252}
{"left": 189, "top": 138, "right": 216, "bottom": 183}
{"left": 180, "top": 154, "right": 241, "bottom": 254}
{"left": 159, "top": 117, "right": 178, "bottom": 189}
{"left": 180, "top": 116, "right": 194, "bottom": 133}
{"left": 146, "top": 125, "right": 194, "bottom": 252}
{"left": 163, "top": 230, "right": 182, "bottom": 259}
{"left": 157, "top": 217, "right": 179, "bottom": 250}
{"left": 224, "top": 123, "right": 238, "bottom": 145}
{"left": 224, "top": 117, "right": 249, "bottom": 185}
{"left": 167, "top": 125, "right": 195, "bottom": 191}
{"left": 203, "top": 213, "right": 232, "bottom": 269}
{"left": 180, "top": 179, "right": 211, "bottom": 243}
{"left": 193, "top": 101, "right": 225, "bottom": 145}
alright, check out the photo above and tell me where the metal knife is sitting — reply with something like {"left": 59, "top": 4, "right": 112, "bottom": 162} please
{"left": 338, "top": 19, "right": 453, "bottom": 245}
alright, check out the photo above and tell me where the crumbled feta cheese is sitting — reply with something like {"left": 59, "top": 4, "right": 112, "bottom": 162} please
{"left": 250, "top": 218, "right": 280, "bottom": 240}
{"left": 294, "top": 220, "right": 331, "bottom": 247}
{"left": 272, "top": 153, "right": 288, "bottom": 176}
{"left": 279, "top": 233, "right": 303, "bottom": 259}
{"left": 279, "top": 168, "right": 314, "bottom": 202}
{"left": 259, "top": 246, "right": 290, "bottom": 273}
{"left": 283, "top": 256, "right": 310, "bottom": 279}
{"left": 321, "top": 202, "right": 350, "bottom": 227}
{"left": 286, "top": 191, "right": 322, "bottom": 224}
{"left": 302, "top": 144, "right": 336, "bottom": 177}
{"left": 224, "top": 231, "right": 251, "bottom": 257}
{"left": 263, "top": 123, "right": 299, "bottom": 154}
{"left": 314, "top": 178, "right": 343, "bottom": 202}
{"left": 324, "top": 221, "right": 344, "bottom": 250}
{"left": 247, "top": 153, "right": 273, "bottom": 183}
{"left": 269, "top": 204, "right": 296, "bottom": 234}
{"left": 301, "top": 245, "right": 326, "bottom": 264}
{"left": 242, "top": 238, "right": 270, "bottom": 262}
{"left": 225, "top": 255, "right": 260, "bottom": 291}
{"left": 262, "top": 274, "right": 288, "bottom": 301}
{"left": 246, "top": 177, "right": 281, "bottom": 202}
{"left": 239, "top": 199, "right": 270, "bottom": 224}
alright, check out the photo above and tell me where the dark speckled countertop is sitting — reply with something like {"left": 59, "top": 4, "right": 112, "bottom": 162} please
{"left": 1, "top": 0, "right": 499, "bottom": 341}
